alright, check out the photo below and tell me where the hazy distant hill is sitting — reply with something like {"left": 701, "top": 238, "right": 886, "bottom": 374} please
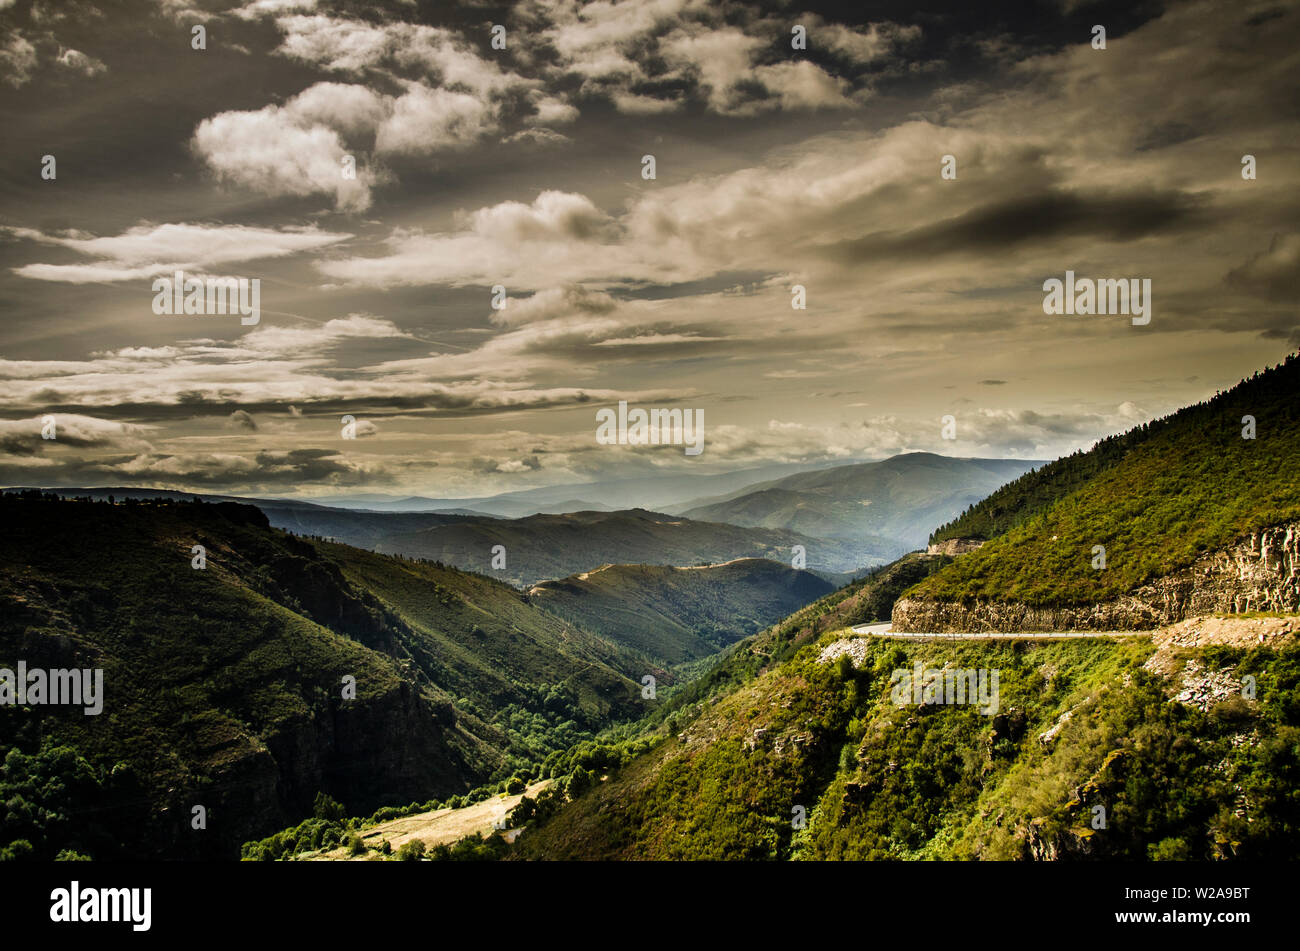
{"left": 6, "top": 490, "right": 877, "bottom": 583}
{"left": 527, "top": 559, "right": 836, "bottom": 666}
{"left": 315, "top": 508, "right": 865, "bottom": 585}
{"left": 307, "top": 460, "right": 851, "bottom": 516}
{"left": 678, "top": 453, "right": 1042, "bottom": 558}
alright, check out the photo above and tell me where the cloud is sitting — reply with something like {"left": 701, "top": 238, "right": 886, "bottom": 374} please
{"left": 1226, "top": 233, "right": 1300, "bottom": 299}
{"left": 0, "top": 414, "right": 153, "bottom": 456}
{"left": 525, "top": 1, "right": 918, "bottom": 116}
{"left": 192, "top": 86, "right": 385, "bottom": 211}
{"left": 54, "top": 48, "right": 106, "bottom": 77}
{"left": 659, "top": 25, "right": 856, "bottom": 115}
{"left": 818, "top": 20, "right": 922, "bottom": 64}
{"left": 226, "top": 410, "right": 258, "bottom": 431}
{"left": 318, "top": 190, "right": 627, "bottom": 288}
{"left": 8, "top": 222, "right": 351, "bottom": 283}
{"left": 0, "top": 309, "right": 663, "bottom": 422}
{"left": 228, "top": 0, "right": 319, "bottom": 20}
{"left": 374, "top": 82, "right": 497, "bottom": 154}
{"left": 184, "top": 7, "right": 925, "bottom": 208}
{"left": 271, "top": 14, "right": 531, "bottom": 98}
{"left": 0, "top": 34, "right": 37, "bottom": 87}
{"left": 492, "top": 285, "right": 619, "bottom": 328}
{"left": 503, "top": 127, "right": 571, "bottom": 148}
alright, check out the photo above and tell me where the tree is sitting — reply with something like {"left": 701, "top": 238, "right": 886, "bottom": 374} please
{"left": 396, "top": 839, "right": 426, "bottom": 861}
{"left": 313, "top": 792, "right": 346, "bottom": 821}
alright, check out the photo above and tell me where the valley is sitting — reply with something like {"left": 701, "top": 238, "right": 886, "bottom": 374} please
{"left": 2, "top": 358, "right": 1298, "bottom": 863}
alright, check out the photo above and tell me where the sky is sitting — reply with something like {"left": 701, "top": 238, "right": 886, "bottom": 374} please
{"left": 0, "top": 0, "right": 1296, "bottom": 500}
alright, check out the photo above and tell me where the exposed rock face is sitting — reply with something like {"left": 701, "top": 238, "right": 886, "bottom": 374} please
{"left": 894, "top": 521, "right": 1300, "bottom": 632}
{"left": 926, "top": 538, "right": 985, "bottom": 556}
{"left": 153, "top": 679, "right": 466, "bottom": 860}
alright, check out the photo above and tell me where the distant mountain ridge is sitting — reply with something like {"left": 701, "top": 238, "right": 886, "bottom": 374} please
{"left": 301, "top": 460, "right": 857, "bottom": 517}
{"left": 677, "top": 452, "right": 1043, "bottom": 560}
{"left": 2, "top": 489, "right": 869, "bottom": 584}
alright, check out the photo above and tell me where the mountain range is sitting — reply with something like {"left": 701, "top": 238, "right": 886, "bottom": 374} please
{"left": 500, "top": 355, "right": 1300, "bottom": 860}
{"left": 5, "top": 358, "right": 1299, "bottom": 862}
{"left": 675, "top": 452, "right": 1042, "bottom": 556}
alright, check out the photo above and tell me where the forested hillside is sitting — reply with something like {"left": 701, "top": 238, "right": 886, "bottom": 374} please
{"left": 0, "top": 495, "right": 650, "bottom": 859}
{"left": 916, "top": 355, "right": 1300, "bottom": 606}
{"left": 527, "top": 559, "right": 834, "bottom": 666}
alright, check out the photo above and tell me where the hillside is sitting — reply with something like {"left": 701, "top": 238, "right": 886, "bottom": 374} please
{"left": 900, "top": 355, "right": 1300, "bottom": 618}
{"left": 526, "top": 559, "right": 836, "bottom": 666}
{"left": 509, "top": 615, "right": 1300, "bottom": 860}
{"left": 679, "top": 453, "right": 1040, "bottom": 561}
{"left": 236, "top": 550, "right": 949, "bottom": 860}
{"left": 0, "top": 494, "right": 650, "bottom": 860}
{"left": 6, "top": 492, "right": 865, "bottom": 586}
{"left": 354, "top": 508, "right": 866, "bottom": 586}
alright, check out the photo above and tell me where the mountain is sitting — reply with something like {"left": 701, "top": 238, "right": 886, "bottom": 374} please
{"left": 269, "top": 506, "right": 868, "bottom": 585}
{"left": 677, "top": 453, "right": 1042, "bottom": 562}
{"left": 895, "top": 354, "right": 1300, "bottom": 629}
{"left": 304, "top": 460, "right": 854, "bottom": 517}
{"left": 7, "top": 491, "right": 868, "bottom": 585}
{"left": 407, "top": 357, "right": 1300, "bottom": 862}
{"left": 510, "top": 607, "right": 1300, "bottom": 860}
{"left": 0, "top": 494, "right": 657, "bottom": 860}
{"left": 526, "top": 559, "right": 837, "bottom": 666}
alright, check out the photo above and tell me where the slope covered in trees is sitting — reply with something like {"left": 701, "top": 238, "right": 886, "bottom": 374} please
{"left": 509, "top": 622, "right": 1300, "bottom": 860}
{"left": 526, "top": 559, "right": 835, "bottom": 666}
{"left": 0, "top": 495, "right": 651, "bottom": 859}
{"left": 917, "top": 354, "right": 1300, "bottom": 606}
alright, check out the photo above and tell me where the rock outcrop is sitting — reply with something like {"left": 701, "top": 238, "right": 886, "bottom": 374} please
{"left": 894, "top": 521, "right": 1300, "bottom": 632}
{"left": 925, "top": 538, "right": 985, "bottom": 556}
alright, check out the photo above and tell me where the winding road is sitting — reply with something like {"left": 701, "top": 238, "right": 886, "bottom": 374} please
{"left": 850, "top": 622, "right": 1140, "bottom": 640}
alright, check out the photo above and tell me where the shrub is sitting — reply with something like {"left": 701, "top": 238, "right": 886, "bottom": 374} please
{"left": 396, "top": 839, "right": 427, "bottom": 861}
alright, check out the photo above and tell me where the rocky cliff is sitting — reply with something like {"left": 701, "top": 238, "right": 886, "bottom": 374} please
{"left": 925, "top": 538, "right": 985, "bottom": 556}
{"left": 893, "top": 521, "right": 1300, "bottom": 632}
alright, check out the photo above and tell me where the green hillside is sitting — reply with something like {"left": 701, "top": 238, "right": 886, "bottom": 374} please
{"left": 0, "top": 494, "right": 649, "bottom": 860}
{"left": 913, "top": 354, "right": 1300, "bottom": 606}
{"left": 252, "top": 503, "right": 867, "bottom": 584}
{"left": 526, "top": 559, "right": 835, "bottom": 666}
{"left": 510, "top": 623, "right": 1300, "bottom": 861}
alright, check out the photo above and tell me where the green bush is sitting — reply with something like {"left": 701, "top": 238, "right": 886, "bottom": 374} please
{"left": 395, "top": 839, "right": 426, "bottom": 861}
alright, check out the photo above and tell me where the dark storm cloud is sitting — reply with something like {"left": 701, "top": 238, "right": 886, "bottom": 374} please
{"left": 827, "top": 189, "right": 1210, "bottom": 264}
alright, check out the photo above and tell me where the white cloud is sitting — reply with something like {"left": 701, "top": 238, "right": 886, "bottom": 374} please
{"left": 9, "top": 222, "right": 351, "bottom": 284}
{"left": 193, "top": 98, "right": 382, "bottom": 211}
{"left": 229, "top": 0, "right": 319, "bottom": 21}
{"left": 319, "top": 190, "right": 632, "bottom": 288}
{"left": 54, "top": 48, "right": 106, "bottom": 77}
{"left": 375, "top": 82, "right": 497, "bottom": 154}
{"left": 0, "top": 34, "right": 37, "bottom": 87}
{"left": 0, "top": 414, "right": 154, "bottom": 452}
